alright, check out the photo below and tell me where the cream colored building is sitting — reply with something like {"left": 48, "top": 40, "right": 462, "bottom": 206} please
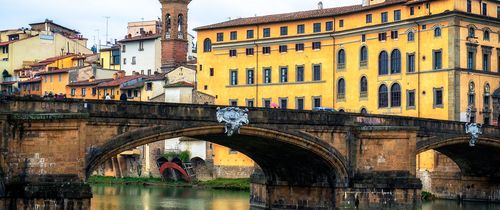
{"left": 0, "top": 31, "right": 91, "bottom": 83}
{"left": 127, "top": 20, "right": 162, "bottom": 37}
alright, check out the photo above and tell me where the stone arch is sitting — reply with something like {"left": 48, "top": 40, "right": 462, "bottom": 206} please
{"left": 417, "top": 136, "right": 500, "bottom": 177}
{"left": 86, "top": 125, "right": 350, "bottom": 187}
{"left": 190, "top": 157, "right": 206, "bottom": 167}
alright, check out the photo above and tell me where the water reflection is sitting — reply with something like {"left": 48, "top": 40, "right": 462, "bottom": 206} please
{"left": 422, "top": 200, "right": 500, "bottom": 210}
{"left": 91, "top": 184, "right": 250, "bottom": 210}
{"left": 91, "top": 184, "right": 500, "bottom": 210}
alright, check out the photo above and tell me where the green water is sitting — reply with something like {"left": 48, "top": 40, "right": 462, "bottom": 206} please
{"left": 91, "top": 184, "right": 500, "bottom": 210}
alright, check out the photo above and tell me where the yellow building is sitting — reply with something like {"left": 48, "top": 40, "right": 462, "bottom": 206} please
{"left": 212, "top": 144, "right": 255, "bottom": 178}
{"left": 66, "top": 77, "right": 113, "bottom": 100}
{"left": 99, "top": 45, "right": 121, "bottom": 70}
{"left": 37, "top": 68, "right": 71, "bottom": 96}
{"left": 0, "top": 31, "right": 91, "bottom": 83}
{"left": 95, "top": 71, "right": 145, "bottom": 100}
{"left": 195, "top": 0, "right": 500, "bottom": 172}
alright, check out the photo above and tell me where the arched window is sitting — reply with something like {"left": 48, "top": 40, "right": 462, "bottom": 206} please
{"left": 484, "top": 83, "right": 491, "bottom": 108}
{"left": 360, "top": 76, "right": 368, "bottom": 97}
{"left": 203, "top": 38, "right": 212, "bottom": 52}
{"left": 379, "top": 51, "right": 389, "bottom": 75}
{"left": 390, "top": 49, "right": 401, "bottom": 74}
{"left": 360, "top": 46, "right": 368, "bottom": 65}
{"left": 408, "top": 31, "right": 415, "bottom": 42}
{"left": 468, "top": 27, "right": 475, "bottom": 38}
{"left": 434, "top": 27, "right": 441, "bottom": 37}
{"left": 484, "top": 30, "right": 490, "bottom": 40}
{"left": 178, "top": 14, "right": 184, "bottom": 32}
{"left": 337, "top": 78, "right": 346, "bottom": 99}
{"left": 378, "top": 84, "right": 388, "bottom": 108}
{"left": 338, "top": 49, "right": 346, "bottom": 69}
{"left": 361, "top": 108, "right": 368, "bottom": 115}
{"left": 165, "top": 14, "right": 171, "bottom": 33}
{"left": 390, "top": 83, "right": 401, "bottom": 107}
{"left": 468, "top": 81, "right": 475, "bottom": 106}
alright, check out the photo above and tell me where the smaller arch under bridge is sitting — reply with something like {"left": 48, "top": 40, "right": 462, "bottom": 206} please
{"left": 0, "top": 98, "right": 499, "bottom": 209}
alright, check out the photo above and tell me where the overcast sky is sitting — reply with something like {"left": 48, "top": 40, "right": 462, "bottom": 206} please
{"left": 0, "top": 0, "right": 354, "bottom": 47}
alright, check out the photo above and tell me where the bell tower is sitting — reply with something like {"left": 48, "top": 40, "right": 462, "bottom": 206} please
{"left": 159, "top": 0, "right": 191, "bottom": 70}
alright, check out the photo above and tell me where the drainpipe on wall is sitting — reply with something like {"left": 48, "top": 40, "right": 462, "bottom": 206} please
{"left": 331, "top": 17, "right": 336, "bottom": 109}
{"left": 415, "top": 21, "right": 421, "bottom": 118}
{"left": 255, "top": 25, "right": 260, "bottom": 107}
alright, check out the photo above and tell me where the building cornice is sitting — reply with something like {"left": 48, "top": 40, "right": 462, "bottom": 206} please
{"left": 211, "top": 11, "right": 500, "bottom": 50}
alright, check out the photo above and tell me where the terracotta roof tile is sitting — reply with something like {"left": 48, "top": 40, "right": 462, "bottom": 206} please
{"left": 0, "top": 81, "right": 17, "bottom": 85}
{"left": 145, "top": 72, "right": 167, "bottom": 81}
{"left": 194, "top": 0, "right": 407, "bottom": 31}
{"left": 97, "top": 75, "right": 144, "bottom": 88}
{"left": 18, "top": 78, "right": 42, "bottom": 84}
{"left": 36, "top": 68, "right": 73, "bottom": 76}
{"left": 67, "top": 78, "right": 113, "bottom": 87}
{"left": 118, "top": 34, "right": 161, "bottom": 43}
{"left": 164, "top": 81, "right": 194, "bottom": 88}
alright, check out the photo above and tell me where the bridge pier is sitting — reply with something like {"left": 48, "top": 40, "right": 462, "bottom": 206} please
{"left": 420, "top": 171, "right": 500, "bottom": 202}
{"left": 0, "top": 175, "right": 92, "bottom": 210}
{"left": 336, "top": 173, "right": 421, "bottom": 209}
{"left": 249, "top": 172, "right": 337, "bottom": 210}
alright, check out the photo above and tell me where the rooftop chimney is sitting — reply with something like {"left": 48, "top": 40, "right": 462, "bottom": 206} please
{"left": 318, "top": 1, "right": 323, "bottom": 9}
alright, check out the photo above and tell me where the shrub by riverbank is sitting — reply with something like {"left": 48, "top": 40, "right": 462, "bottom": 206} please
{"left": 197, "top": 178, "right": 249, "bottom": 191}
{"left": 88, "top": 176, "right": 249, "bottom": 191}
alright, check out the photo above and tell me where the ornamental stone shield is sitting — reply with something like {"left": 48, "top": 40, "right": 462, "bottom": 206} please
{"left": 216, "top": 107, "right": 249, "bottom": 136}
{"left": 465, "top": 122, "right": 482, "bottom": 147}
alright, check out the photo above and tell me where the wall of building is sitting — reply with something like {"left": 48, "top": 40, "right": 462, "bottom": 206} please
{"left": 141, "top": 80, "right": 165, "bottom": 101}
{"left": 66, "top": 85, "right": 100, "bottom": 100}
{"left": 99, "top": 50, "right": 121, "bottom": 70}
{"left": 121, "top": 38, "right": 161, "bottom": 76}
{"left": 212, "top": 144, "right": 255, "bottom": 178}
{"left": 7, "top": 33, "right": 91, "bottom": 77}
{"left": 196, "top": 0, "right": 499, "bottom": 117}
{"left": 167, "top": 66, "right": 196, "bottom": 83}
{"left": 40, "top": 72, "right": 69, "bottom": 95}
{"left": 19, "top": 81, "right": 42, "bottom": 96}
{"left": 127, "top": 20, "right": 160, "bottom": 37}
{"left": 164, "top": 138, "right": 207, "bottom": 161}
{"left": 95, "top": 68, "right": 119, "bottom": 80}
{"left": 165, "top": 86, "right": 193, "bottom": 103}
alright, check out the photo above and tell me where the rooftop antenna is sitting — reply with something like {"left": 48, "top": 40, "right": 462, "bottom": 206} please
{"left": 104, "top": 16, "right": 110, "bottom": 45}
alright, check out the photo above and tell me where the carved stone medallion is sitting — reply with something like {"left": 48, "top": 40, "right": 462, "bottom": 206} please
{"left": 465, "top": 123, "right": 482, "bottom": 147}
{"left": 216, "top": 107, "right": 249, "bottom": 136}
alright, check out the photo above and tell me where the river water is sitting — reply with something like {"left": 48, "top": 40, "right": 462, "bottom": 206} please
{"left": 91, "top": 184, "right": 500, "bottom": 210}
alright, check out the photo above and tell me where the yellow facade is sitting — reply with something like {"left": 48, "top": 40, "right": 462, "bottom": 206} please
{"left": 196, "top": 0, "right": 499, "bottom": 120}
{"left": 99, "top": 47, "right": 121, "bottom": 70}
{"left": 39, "top": 71, "right": 70, "bottom": 96}
{"left": 1, "top": 33, "right": 91, "bottom": 80}
{"left": 196, "top": 0, "right": 500, "bottom": 172}
{"left": 212, "top": 144, "right": 254, "bottom": 167}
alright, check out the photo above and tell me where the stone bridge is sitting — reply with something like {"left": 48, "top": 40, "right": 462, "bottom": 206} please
{"left": 0, "top": 98, "right": 499, "bottom": 209}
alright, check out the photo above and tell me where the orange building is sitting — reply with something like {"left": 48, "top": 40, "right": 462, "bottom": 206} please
{"left": 96, "top": 71, "right": 145, "bottom": 100}
{"left": 36, "top": 68, "right": 71, "bottom": 96}
{"left": 18, "top": 78, "right": 42, "bottom": 96}
{"left": 66, "top": 77, "right": 113, "bottom": 100}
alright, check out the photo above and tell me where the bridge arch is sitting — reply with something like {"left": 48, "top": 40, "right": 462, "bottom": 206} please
{"left": 86, "top": 125, "right": 350, "bottom": 188}
{"left": 417, "top": 136, "right": 500, "bottom": 178}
